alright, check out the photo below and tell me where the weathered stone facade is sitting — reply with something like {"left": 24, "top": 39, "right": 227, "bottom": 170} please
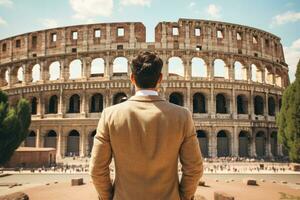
{"left": 0, "top": 19, "right": 289, "bottom": 159}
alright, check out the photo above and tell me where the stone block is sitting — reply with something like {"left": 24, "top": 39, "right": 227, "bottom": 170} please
{"left": 214, "top": 191, "right": 234, "bottom": 200}
{"left": 198, "top": 180, "right": 205, "bottom": 186}
{"left": 71, "top": 178, "right": 83, "bottom": 186}
{"left": 243, "top": 178, "right": 257, "bottom": 185}
{"left": 0, "top": 192, "right": 29, "bottom": 200}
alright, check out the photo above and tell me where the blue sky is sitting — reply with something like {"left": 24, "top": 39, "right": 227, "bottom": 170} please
{"left": 0, "top": 0, "right": 299, "bottom": 82}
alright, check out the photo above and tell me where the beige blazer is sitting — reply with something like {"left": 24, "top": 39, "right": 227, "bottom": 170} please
{"left": 89, "top": 95, "right": 203, "bottom": 200}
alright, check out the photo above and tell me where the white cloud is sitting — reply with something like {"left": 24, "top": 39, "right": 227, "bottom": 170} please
{"left": 39, "top": 18, "right": 59, "bottom": 29}
{"left": 69, "top": 0, "right": 113, "bottom": 20}
{"left": 272, "top": 11, "right": 300, "bottom": 26}
{"left": 0, "top": 0, "right": 13, "bottom": 7}
{"left": 0, "top": 16, "right": 7, "bottom": 26}
{"left": 120, "top": 0, "right": 151, "bottom": 6}
{"left": 206, "top": 4, "right": 221, "bottom": 19}
{"left": 283, "top": 38, "right": 300, "bottom": 82}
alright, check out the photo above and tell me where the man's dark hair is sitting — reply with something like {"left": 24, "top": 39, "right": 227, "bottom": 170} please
{"left": 131, "top": 51, "right": 163, "bottom": 88}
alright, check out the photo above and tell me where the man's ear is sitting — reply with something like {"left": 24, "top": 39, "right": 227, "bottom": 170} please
{"left": 157, "top": 73, "right": 163, "bottom": 84}
{"left": 130, "top": 73, "right": 136, "bottom": 85}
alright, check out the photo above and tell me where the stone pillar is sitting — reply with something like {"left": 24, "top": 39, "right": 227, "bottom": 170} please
{"left": 228, "top": 57, "right": 234, "bottom": 81}
{"left": 57, "top": 126, "right": 63, "bottom": 159}
{"left": 36, "top": 127, "right": 41, "bottom": 148}
{"left": 247, "top": 62, "right": 252, "bottom": 83}
{"left": 82, "top": 57, "right": 91, "bottom": 80}
{"left": 207, "top": 56, "right": 214, "bottom": 80}
{"left": 40, "top": 61, "right": 47, "bottom": 83}
{"left": 209, "top": 86, "right": 215, "bottom": 118}
{"left": 104, "top": 56, "right": 111, "bottom": 79}
{"left": 23, "top": 64, "right": 31, "bottom": 85}
{"left": 250, "top": 135, "right": 256, "bottom": 157}
{"left": 58, "top": 86, "right": 64, "bottom": 118}
{"left": 266, "top": 130, "right": 272, "bottom": 158}
{"left": 265, "top": 92, "right": 269, "bottom": 119}
{"left": 7, "top": 67, "right": 12, "bottom": 87}
{"left": 185, "top": 59, "right": 192, "bottom": 80}
{"left": 162, "top": 57, "right": 169, "bottom": 80}
{"left": 61, "top": 59, "right": 69, "bottom": 81}
{"left": 80, "top": 128, "right": 86, "bottom": 157}
{"left": 250, "top": 89, "right": 254, "bottom": 120}
{"left": 232, "top": 126, "right": 238, "bottom": 156}
{"left": 38, "top": 92, "right": 43, "bottom": 118}
{"left": 232, "top": 88, "right": 236, "bottom": 119}
{"left": 81, "top": 90, "right": 87, "bottom": 118}
{"left": 186, "top": 83, "right": 191, "bottom": 111}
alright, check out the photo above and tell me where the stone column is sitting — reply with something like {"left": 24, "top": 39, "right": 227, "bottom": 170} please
{"left": 251, "top": 134, "right": 256, "bottom": 157}
{"left": 80, "top": 128, "right": 86, "bottom": 157}
{"left": 250, "top": 89, "right": 254, "bottom": 120}
{"left": 36, "top": 127, "right": 41, "bottom": 148}
{"left": 247, "top": 62, "right": 252, "bottom": 83}
{"left": 7, "top": 67, "right": 12, "bottom": 87}
{"left": 61, "top": 59, "right": 69, "bottom": 81}
{"left": 209, "top": 86, "right": 215, "bottom": 118}
{"left": 162, "top": 57, "right": 169, "bottom": 80}
{"left": 232, "top": 126, "right": 238, "bottom": 156}
{"left": 23, "top": 64, "right": 31, "bottom": 85}
{"left": 185, "top": 59, "right": 192, "bottom": 80}
{"left": 207, "top": 56, "right": 214, "bottom": 81}
{"left": 38, "top": 92, "right": 43, "bottom": 118}
{"left": 82, "top": 57, "right": 91, "bottom": 80}
{"left": 58, "top": 86, "right": 64, "bottom": 118}
{"left": 228, "top": 57, "right": 234, "bottom": 81}
{"left": 232, "top": 88, "right": 237, "bottom": 119}
{"left": 186, "top": 83, "right": 191, "bottom": 111}
{"left": 57, "top": 126, "right": 63, "bottom": 159}
{"left": 265, "top": 92, "right": 269, "bottom": 119}
{"left": 81, "top": 89, "right": 87, "bottom": 118}
{"left": 266, "top": 130, "right": 272, "bottom": 158}
{"left": 40, "top": 61, "right": 47, "bottom": 83}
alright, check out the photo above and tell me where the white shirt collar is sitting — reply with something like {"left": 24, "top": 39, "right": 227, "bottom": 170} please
{"left": 135, "top": 89, "right": 158, "bottom": 96}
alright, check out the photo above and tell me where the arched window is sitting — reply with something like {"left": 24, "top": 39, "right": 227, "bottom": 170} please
{"left": 49, "top": 61, "right": 60, "bottom": 80}
{"left": 17, "top": 66, "right": 24, "bottom": 82}
{"left": 268, "top": 96, "right": 275, "bottom": 116}
{"left": 69, "top": 59, "right": 82, "bottom": 79}
{"left": 191, "top": 57, "right": 207, "bottom": 77}
{"left": 255, "top": 131, "right": 266, "bottom": 157}
{"left": 169, "top": 92, "right": 184, "bottom": 106}
{"left": 196, "top": 130, "right": 208, "bottom": 157}
{"left": 113, "top": 92, "right": 127, "bottom": 105}
{"left": 168, "top": 57, "right": 184, "bottom": 77}
{"left": 237, "top": 95, "right": 248, "bottom": 114}
{"left": 48, "top": 95, "right": 58, "bottom": 114}
{"left": 214, "top": 59, "right": 227, "bottom": 78}
{"left": 251, "top": 64, "right": 263, "bottom": 82}
{"left": 91, "top": 58, "right": 104, "bottom": 77}
{"left": 276, "top": 74, "right": 282, "bottom": 87}
{"left": 44, "top": 130, "right": 57, "bottom": 148}
{"left": 270, "top": 132, "right": 278, "bottom": 156}
{"left": 113, "top": 57, "right": 128, "bottom": 75}
{"left": 265, "top": 68, "right": 273, "bottom": 84}
{"left": 217, "top": 130, "right": 230, "bottom": 157}
{"left": 25, "top": 131, "right": 36, "bottom": 147}
{"left": 5, "top": 69, "right": 9, "bottom": 84}
{"left": 68, "top": 94, "right": 80, "bottom": 113}
{"left": 31, "top": 97, "right": 38, "bottom": 115}
{"left": 254, "top": 95, "right": 264, "bottom": 115}
{"left": 216, "top": 94, "right": 228, "bottom": 113}
{"left": 238, "top": 131, "right": 249, "bottom": 157}
{"left": 67, "top": 130, "right": 80, "bottom": 156}
{"left": 193, "top": 93, "right": 206, "bottom": 113}
{"left": 32, "top": 64, "right": 41, "bottom": 82}
{"left": 234, "top": 61, "right": 247, "bottom": 80}
{"left": 90, "top": 93, "right": 103, "bottom": 112}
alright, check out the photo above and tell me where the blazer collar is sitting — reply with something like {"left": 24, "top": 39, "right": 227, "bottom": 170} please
{"left": 128, "top": 95, "right": 166, "bottom": 102}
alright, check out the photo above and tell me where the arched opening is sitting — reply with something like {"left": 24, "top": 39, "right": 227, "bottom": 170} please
{"left": 91, "top": 58, "right": 104, "bottom": 77}
{"left": 168, "top": 57, "right": 184, "bottom": 77}
{"left": 25, "top": 131, "right": 36, "bottom": 147}
{"left": 234, "top": 61, "right": 247, "bottom": 80}
{"left": 32, "top": 64, "right": 41, "bottom": 82}
{"left": 113, "top": 92, "right": 127, "bottom": 105}
{"left": 5, "top": 69, "right": 9, "bottom": 85}
{"left": 214, "top": 59, "right": 228, "bottom": 78}
{"left": 276, "top": 74, "right": 282, "bottom": 87}
{"left": 237, "top": 95, "right": 248, "bottom": 114}
{"left": 268, "top": 96, "right": 275, "bottom": 116}
{"left": 238, "top": 131, "right": 249, "bottom": 157}
{"left": 265, "top": 68, "right": 273, "bottom": 84}
{"left": 169, "top": 92, "right": 184, "bottom": 106}
{"left": 69, "top": 59, "right": 82, "bottom": 79}
{"left": 255, "top": 131, "right": 266, "bottom": 157}
{"left": 49, "top": 61, "right": 60, "bottom": 80}
{"left": 270, "top": 132, "right": 278, "bottom": 156}
{"left": 197, "top": 130, "right": 208, "bottom": 157}
{"left": 191, "top": 57, "right": 207, "bottom": 77}
{"left": 44, "top": 130, "right": 57, "bottom": 148}
{"left": 254, "top": 95, "right": 264, "bottom": 115}
{"left": 88, "top": 130, "right": 96, "bottom": 155}
{"left": 217, "top": 130, "right": 230, "bottom": 157}
{"left": 48, "top": 95, "right": 58, "bottom": 114}
{"left": 68, "top": 94, "right": 80, "bottom": 113}
{"left": 67, "top": 130, "right": 80, "bottom": 156}
{"left": 216, "top": 93, "right": 228, "bottom": 114}
{"left": 251, "top": 64, "right": 263, "bottom": 83}
{"left": 31, "top": 97, "right": 38, "bottom": 115}
{"left": 90, "top": 93, "right": 103, "bottom": 113}
{"left": 193, "top": 93, "right": 206, "bottom": 113}
{"left": 17, "top": 66, "right": 24, "bottom": 83}
{"left": 113, "top": 57, "right": 128, "bottom": 75}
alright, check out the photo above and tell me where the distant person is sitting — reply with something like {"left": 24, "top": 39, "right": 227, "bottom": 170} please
{"left": 89, "top": 51, "right": 203, "bottom": 200}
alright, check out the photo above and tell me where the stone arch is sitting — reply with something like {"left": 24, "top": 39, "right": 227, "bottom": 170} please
{"left": 168, "top": 57, "right": 184, "bottom": 77}
{"left": 48, "top": 95, "right": 58, "bottom": 114}
{"left": 216, "top": 93, "right": 229, "bottom": 114}
{"left": 17, "top": 66, "right": 24, "bottom": 82}
{"left": 193, "top": 92, "right": 206, "bottom": 113}
{"left": 90, "top": 93, "right": 104, "bottom": 113}
{"left": 91, "top": 58, "right": 104, "bottom": 77}
{"left": 25, "top": 131, "right": 36, "bottom": 147}
{"left": 217, "top": 130, "right": 230, "bottom": 157}
{"left": 238, "top": 131, "right": 250, "bottom": 157}
{"left": 265, "top": 66, "right": 273, "bottom": 84}
{"left": 191, "top": 57, "right": 207, "bottom": 77}
{"left": 32, "top": 64, "right": 41, "bottom": 82}
{"left": 68, "top": 94, "right": 80, "bottom": 113}
{"left": 31, "top": 97, "right": 38, "bottom": 115}
{"left": 4, "top": 69, "right": 9, "bottom": 85}
{"left": 196, "top": 130, "right": 208, "bottom": 157}
{"left": 66, "top": 130, "right": 80, "bottom": 156}
{"left": 254, "top": 95, "right": 264, "bottom": 115}
{"left": 113, "top": 92, "right": 127, "bottom": 105}
{"left": 270, "top": 131, "right": 278, "bottom": 156}
{"left": 88, "top": 130, "right": 97, "bottom": 155}
{"left": 234, "top": 61, "right": 247, "bottom": 80}
{"left": 237, "top": 94, "right": 248, "bottom": 114}
{"left": 214, "top": 59, "right": 228, "bottom": 78}
{"left": 44, "top": 130, "right": 57, "bottom": 148}
{"left": 113, "top": 57, "right": 128, "bottom": 75}
{"left": 255, "top": 131, "right": 266, "bottom": 157}
{"left": 169, "top": 92, "right": 184, "bottom": 106}
{"left": 251, "top": 63, "right": 263, "bottom": 83}
{"left": 69, "top": 59, "right": 82, "bottom": 79}
{"left": 268, "top": 96, "right": 276, "bottom": 116}
{"left": 49, "top": 61, "right": 61, "bottom": 80}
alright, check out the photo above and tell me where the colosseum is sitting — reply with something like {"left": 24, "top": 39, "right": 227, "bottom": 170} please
{"left": 0, "top": 18, "right": 289, "bottom": 160}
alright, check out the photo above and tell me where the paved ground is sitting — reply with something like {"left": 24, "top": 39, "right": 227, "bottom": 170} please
{"left": 16, "top": 178, "right": 300, "bottom": 200}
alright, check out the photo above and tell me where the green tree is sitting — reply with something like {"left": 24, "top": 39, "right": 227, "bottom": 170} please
{"left": 277, "top": 59, "right": 300, "bottom": 162}
{"left": 0, "top": 90, "right": 31, "bottom": 165}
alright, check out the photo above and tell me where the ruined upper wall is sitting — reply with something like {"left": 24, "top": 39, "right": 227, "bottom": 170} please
{"left": 155, "top": 19, "right": 285, "bottom": 65}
